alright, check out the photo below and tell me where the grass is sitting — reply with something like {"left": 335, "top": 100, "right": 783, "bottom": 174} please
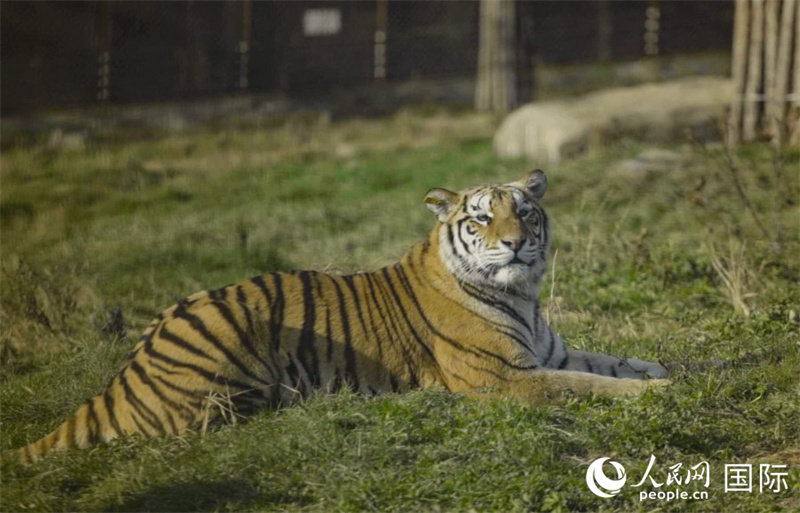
{"left": 1, "top": 108, "right": 799, "bottom": 512}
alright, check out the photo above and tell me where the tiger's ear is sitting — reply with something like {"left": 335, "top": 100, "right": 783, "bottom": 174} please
{"left": 519, "top": 169, "right": 548, "bottom": 200}
{"left": 424, "top": 188, "right": 458, "bottom": 221}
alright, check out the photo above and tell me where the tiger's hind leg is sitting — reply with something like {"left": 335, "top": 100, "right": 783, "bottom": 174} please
{"left": 132, "top": 297, "right": 282, "bottom": 432}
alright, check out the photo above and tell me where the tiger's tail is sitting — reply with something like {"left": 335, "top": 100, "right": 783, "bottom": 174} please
{"left": 5, "top": 357, "right": 213, "bottom": 465}
{"left": 7, "top": 383, "right": 140, "bottom": 465}
{"left": 5, "top": 294, "right": 278, "bottom": 466}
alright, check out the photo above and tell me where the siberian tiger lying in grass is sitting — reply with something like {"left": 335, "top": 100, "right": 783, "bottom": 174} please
{"left": 10, "top": 170, "right": 668, "bottom": 464}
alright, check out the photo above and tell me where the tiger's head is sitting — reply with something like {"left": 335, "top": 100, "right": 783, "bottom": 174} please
{"left": 424, "top": 170, "right": 550, "bottom": 295}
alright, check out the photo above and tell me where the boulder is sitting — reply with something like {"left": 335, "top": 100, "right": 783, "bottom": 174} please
{"left": 493, "top": 76, "right": 733, "bottom": 164}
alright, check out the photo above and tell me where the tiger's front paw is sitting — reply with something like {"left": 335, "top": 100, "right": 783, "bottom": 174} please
{"left": 592, "top": 375, "right": 670, "bottom": 399}
{"left": 621, "top": 376, "right": 671, "bottom": 397}
{"left": 624, "top": 358, "right": 669, "bottom": 379}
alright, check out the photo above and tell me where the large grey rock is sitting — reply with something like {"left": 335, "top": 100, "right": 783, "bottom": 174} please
{"left": 493, "top": 76, "right": 733, "bottom": 164}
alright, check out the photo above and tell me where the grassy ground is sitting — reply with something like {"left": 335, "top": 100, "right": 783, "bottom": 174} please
{"left": 1, "top": 110, "right": 798, "bottom": 512}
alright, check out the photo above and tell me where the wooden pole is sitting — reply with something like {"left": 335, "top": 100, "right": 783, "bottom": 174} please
{"left": 742, "top": 0, "right": 764, "bottom": 142}
{"left": 728, "top": 0, "right": 750, "bottom": 147}
{"left": 475, "top": 0, "right": 491, "bottom": 110}
{"left": 502, "top": 0, "right": 516, "bottom": 109}
{"left": 238, "top": 0, "right": 252, "bottom": 90}
{"left": 763, "top": 0, "right": 778, "bottom": 139}
{"left": 774, "top": 0, "right": 797, "bottom": 145}
{"left": 644, "top": 1, "right": 661, "bottom": 56}
{"left": 496, "top": 0, "right": 515, "bottom": 110}
{"left": 475, "top": 0, "right": 516, "bottom": 113}
{"left": 96, "top": 0, "right": 112, "bottom": 103}
{"left": 790, "top": 0, "right": 800, "bottom": 145}
{"left": 374, "top": 0, "right": 388, "bottom": 80}
{"left": 491, "top": 1, "right": 504, "bottom": 110}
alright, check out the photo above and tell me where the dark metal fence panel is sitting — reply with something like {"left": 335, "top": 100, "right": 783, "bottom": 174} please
{"left": 249, "top": 1, "right": 282, "bottom": 92}
{"left": 109, "top": 2, "right": 241, "bottom": 102}
{"left": 524, "top": 1, "right": 734, "bottom": 65}
{"left": 607, "top": 1, "right": 650, "bottom": 61}
{"left": 1, "top": 1, "right": 735, "bottom": 116}
{"left": 659, "top": 2, "right": 734, "bottom": 55}
{"left": 528, "top": 1, "right": 601, "bottom": 64}
{"left": 386, "top": 1, "right": 479, "bottom": 80}
{"left": 181, "top": 1, "right": 241, "bottom": 95}
{"left": 2, "top": 1, "right": 100, "bottom": 115}
{"left": 109, "top": 3, "right": 186, "bottom": 102}
{"left": 254, "top": 1, "right": 376, "bottom": 92}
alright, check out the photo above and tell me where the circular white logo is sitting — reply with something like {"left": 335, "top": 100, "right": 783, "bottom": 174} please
{"left": 585, "top": 457, "right": 627, "bottom": 498}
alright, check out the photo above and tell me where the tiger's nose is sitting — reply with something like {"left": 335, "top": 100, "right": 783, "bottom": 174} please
{"left": 501, "top": 238, "right": 524, "bottom": 251}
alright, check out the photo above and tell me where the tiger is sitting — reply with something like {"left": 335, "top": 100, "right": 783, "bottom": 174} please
{"left": 7, "top": 169, "right": 668, "bottom": 464}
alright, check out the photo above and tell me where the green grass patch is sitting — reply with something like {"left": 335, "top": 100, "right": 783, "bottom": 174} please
{"left": 1, "top": 111, "right": 798, "bottom": 511}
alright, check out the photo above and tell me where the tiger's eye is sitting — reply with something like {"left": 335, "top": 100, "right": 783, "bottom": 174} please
{"left": 476, "top": 214, "right": 491, "bottom": 224}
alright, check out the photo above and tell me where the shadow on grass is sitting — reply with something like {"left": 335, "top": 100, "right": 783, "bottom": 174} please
{"left": 109, "top": 478, "right": 312, "bottom": 512}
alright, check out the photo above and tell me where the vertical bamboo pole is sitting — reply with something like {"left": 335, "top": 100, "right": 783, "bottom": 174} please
{"left": 742, "top": 0, "right": 764, "bottom": 142}
{"left": 774, "top": 0, "right": 797, "bottom": 145}
{"left": 728, "top": 0, "right": 750, "bottom": 147}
